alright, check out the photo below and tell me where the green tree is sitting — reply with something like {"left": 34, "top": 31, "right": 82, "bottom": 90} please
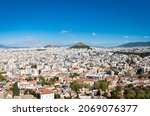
{"left": 94, "top": 80, "right": 109, "bottom": 91}
{"left": 136, "top": 90, "right": 146, "bottom": 99}
{"left": 144, "top": 87, "right": 150, "bottom": 99}
{"left": 31, "top": 64, "right": 37, "bottom": 68}
{"left": 116, "top": 85, "right": 122, "bottom": 91}
{"left": 103, "top": 92, "right": 109, "bottom": 98}
{"left": 110, "top": 86, "right": 122, "bottom": 99}
{"left": 0, "top": 74, "right": 5, "bottom": 81}
{"left": 82, "top": 83, "right": 91, "bottom": 89}
{"left": 70, "top": 81, "right": 83, "bottom": 98}
{"left": 54, "top": 93, "right": 61, "bottom": 99}
{"left": 12, "top": 82, "right": 20, "bottom": 96}
{"left": 24, "top": 89, "right": 36, "bottom": 97}
{"left": 70, "top": 81, "right": 83, "bottom": 92}
{"left": 145, "top": 90, "right": 150, "bottom": 99}
{"left": 124, "top": 89, "right": 136, "bottom": 99}
{"left": 38, "top": 76, "right": 46, "bottom": 85}
{"left": 50, "top": 77, "right": 59, "bottom": 83}
{"left": 128, "top": 84, "right": 134, "bottom": 88}
{"left": 26, "top": 77, "right": 33, "bottom": 81}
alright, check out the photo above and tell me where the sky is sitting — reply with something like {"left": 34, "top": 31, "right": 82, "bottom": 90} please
{"left": 0, "top": 0, "right": 150, "bottom": 47}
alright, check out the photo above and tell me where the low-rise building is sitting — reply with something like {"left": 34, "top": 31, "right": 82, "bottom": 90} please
{"left": 39, "top": 89, "right": 54, "bottom": 99}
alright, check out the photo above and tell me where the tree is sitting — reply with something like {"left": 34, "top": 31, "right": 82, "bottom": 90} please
{"left": 110, "top": 90, "right": 120, "bottom": 99}
{"left": 92, "top": 80, "right": 109, "bottom": 96}
{"left": 70, "top": 81, "right": 83, "bottom": 92}
{"left": 124, "top": 89, "right": 136, "bottom": 99}
{"left": 54, "top": 93, "right": 61, "bottom": 99}
{"left": 136, "top": 90, "right": 146, "bottom": 99}
{"left": 110, "top": 86, "right": 122, "bottom": 99}
{"left": 103, "top": 92, "right": 109, "bottom": 98}
{"left": 116, "top": 85, "right": 122, "bottom": 91}
{"left": 0, "top": 74, "right": 5, "bottom": 81}
{"left": 38, "top": 76, "right": 46, "bottom": 85}
{"left": 128, "top": 84, "right": 134, "bottom": 88}
{"left": 26, "top": 77, "right": 33, "bottom": 81}
{"left": 70, "top": 81, "right": 83, "bottom": 98}
{"left": 94, "top": 80, "right": 109, "bottom": 91}
{"left": 31, "top": 64, "right": 37, "bottom": 69}
{"left": 145, "top": 90, "right": 150, "bottom": 99}
{"left": 24, "top": 89, "right": 36, "bottom": 97}
{"left": 50, "top": 77, "right": 59, "bottom": 83}
{"left": 82, "top": 83, "right": 91, "bottom": 89}
{"left": 12, "top": 82, "right": 20, "bottom": 96}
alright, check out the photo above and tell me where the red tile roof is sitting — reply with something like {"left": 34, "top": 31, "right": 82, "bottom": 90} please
{"left": 7, "top": 90, "right": 13, "bottom": 95}
{"left": 40, "top": 90, "right": 54, "bottom": 94}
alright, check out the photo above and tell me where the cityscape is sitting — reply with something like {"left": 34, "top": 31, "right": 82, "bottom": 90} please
{"left": 0, "top": 0, "right": 150, "bottom": 99}
{"left": 0, "top": 43, "right": 150, "bottom": 99}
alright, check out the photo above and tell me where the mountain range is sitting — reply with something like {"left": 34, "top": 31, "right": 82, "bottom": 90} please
{"left": 0, "top": 44, "right": 28, "bottom": 49}
{"left": 118, "top": 41, "right": 150, "bottom": 47}
{"left": 0, "top": 44, "right": 9, "bottom": 48}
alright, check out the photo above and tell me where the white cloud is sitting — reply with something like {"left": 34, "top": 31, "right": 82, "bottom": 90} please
{"left": 144, "top": 36, "right": 149, "bottom": 39}
{"left": 123, "top": 35, "right": 129, "bottom": 38}
{"left": 92, "top": 33, "right": 96, "bottom": 36}
{"left": 60, "top": 29, "right": 70, "bottom": 34}
{"left": 60, "top": 29, "right": 75, "bottom": 38}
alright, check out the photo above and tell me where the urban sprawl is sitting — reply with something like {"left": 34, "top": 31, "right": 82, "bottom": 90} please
{"left": 0, "top": 47, "right": 150, "bottom": 99}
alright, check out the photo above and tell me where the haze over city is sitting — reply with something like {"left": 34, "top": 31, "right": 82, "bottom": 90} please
{"left": 0, "top": 0, "right": 150, "bottom": 47}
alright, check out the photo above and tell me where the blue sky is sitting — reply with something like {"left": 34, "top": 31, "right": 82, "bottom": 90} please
{"left": 0, "top": 0, "right": 150, "bottom": 47}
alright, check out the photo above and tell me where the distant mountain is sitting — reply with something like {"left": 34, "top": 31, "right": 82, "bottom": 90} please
{"left": 0, "top": 44, "right": 9, "bottom": 48}
{"left": 119, "top": 41, "right": 150, "bottom": 47}
{"left": 44, "top": 45, "right": 61, "bottom": 48}
{"left": 70, "top": 42, "right": 91, "bottom": 49}
{"left": 0, "top": 44, "right": 28, "bottom": 49}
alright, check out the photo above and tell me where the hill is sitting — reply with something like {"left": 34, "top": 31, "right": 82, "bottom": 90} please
{"left": 0, "top": 44, "right": 9, "bottom": 48}
{"left": 70, "top": 42, "right": 91, "bottom": 49}
{"left": 119, "top": 41, "right": 150, "bottom": 47}
{"left": 0, "top": 44, "right": 29, "bottom": 49}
